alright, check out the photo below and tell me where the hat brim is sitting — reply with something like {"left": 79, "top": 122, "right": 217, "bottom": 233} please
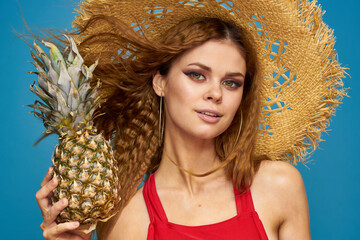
{"left": 73, "top": 0, "right": 347, "bottom": 164}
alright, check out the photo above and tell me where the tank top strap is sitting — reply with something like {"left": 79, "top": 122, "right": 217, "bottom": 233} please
{"left": 233, "top": 184, "right": 255, "bottom": 215}
{"left": 143, "top": 172, "right": 168, "bottom": 222}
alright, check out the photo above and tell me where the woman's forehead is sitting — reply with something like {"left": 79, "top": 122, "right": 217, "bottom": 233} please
{"left": 172, "top": 40, "right": 246, "bottom": 73}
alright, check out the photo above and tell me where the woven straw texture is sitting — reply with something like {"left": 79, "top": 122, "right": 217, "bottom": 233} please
{"left": 72, "top": 0, "right": 346, "bottom": 164}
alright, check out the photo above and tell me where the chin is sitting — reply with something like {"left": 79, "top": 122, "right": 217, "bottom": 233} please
{"left": 190, "top": 126, "right": 227, "bottom": 140}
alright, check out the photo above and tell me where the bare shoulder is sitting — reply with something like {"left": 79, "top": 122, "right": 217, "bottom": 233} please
{"left": 107, "top": 186, "right": 150, "bottom": 240}
{"left": 252, "top": 160, "right": 307, "bottom": 209}
{"left": 254, "top": 160, "right": 305, "bottom": 191}
{"left": 252, "top": 160, "right": 310, "bottom": 239}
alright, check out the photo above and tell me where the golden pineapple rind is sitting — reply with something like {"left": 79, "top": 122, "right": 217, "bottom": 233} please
{"left": 51, "top": 130, "right": 121, "bottom": 225}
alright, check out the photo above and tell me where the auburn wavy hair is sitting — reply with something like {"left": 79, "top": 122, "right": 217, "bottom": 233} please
{"left": 72, "top": 15, "right": 265, "bottom": 239}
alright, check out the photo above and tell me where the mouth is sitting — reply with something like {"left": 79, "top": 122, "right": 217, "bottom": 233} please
{"left": 196, "top": 109, "right": 223, "bottom": 117}
{"left": 197, "top": 111, "right": 222, "bottom": 117}
{"left": 195, "top": 110, "right": 223, "bottom": 123}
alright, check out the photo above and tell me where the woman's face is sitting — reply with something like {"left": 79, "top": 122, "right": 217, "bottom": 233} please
{"left": 153, "top": 39, "right": 246, "bottom": 141}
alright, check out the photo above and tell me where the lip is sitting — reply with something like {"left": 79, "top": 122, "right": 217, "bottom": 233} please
{"left": 195, "top": 109, "right": 223, "bottom": 123}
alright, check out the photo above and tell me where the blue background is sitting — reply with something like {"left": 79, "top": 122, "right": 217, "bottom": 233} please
{"left": 1, "top": 0, "right": 359, "bottom": 239}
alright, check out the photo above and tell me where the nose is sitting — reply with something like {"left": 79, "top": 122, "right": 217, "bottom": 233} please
{"left": 204, "top": 81, "right": 222, "bottom": 103}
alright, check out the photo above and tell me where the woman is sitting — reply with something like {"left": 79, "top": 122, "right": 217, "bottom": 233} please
{"left": 36, "top": 0, "right": 345, "bottom": 239}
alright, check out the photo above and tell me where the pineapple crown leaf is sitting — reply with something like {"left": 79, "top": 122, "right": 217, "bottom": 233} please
{"left": 27, "top": 103, "right": 51, "bottom": 115}
{"left": 28, "top": 35, "right": 100, "bottom": 142}
{"left": 42, "top": 40, "right": 66, "bottom": 75}
{"left": 33, "top": 132, "right": 54, "bottom": 146}
{"left": 29, "top": 81, "right": 56, "bottom": 109}
{"left": 32, "top": 41, "right": 54, "bottom": 78}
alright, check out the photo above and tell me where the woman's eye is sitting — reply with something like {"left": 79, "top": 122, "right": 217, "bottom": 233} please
{"left": 184, "top": 72, "right": 205, "bottom": 80}
{"left": 222, "top": 80, "right": 242, "bottom": 88}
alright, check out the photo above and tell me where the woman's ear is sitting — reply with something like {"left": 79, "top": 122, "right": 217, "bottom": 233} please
{"left": 152, "top": 71, "right": 166, "bottom": 97}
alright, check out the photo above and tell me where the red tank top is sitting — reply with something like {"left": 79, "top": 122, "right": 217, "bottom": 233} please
{"left": 143, "top": 172, "right": 269, "bottom": 240}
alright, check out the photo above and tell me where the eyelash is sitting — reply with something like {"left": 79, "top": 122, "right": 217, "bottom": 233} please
{"left": 222, "top": 80, "right": 242, "bottom": 88}
{"left": 183, "top": 71, "right": 242, "bottom": 89}
{"left": 184, "top": 71, "right": 205, "bottom": 80}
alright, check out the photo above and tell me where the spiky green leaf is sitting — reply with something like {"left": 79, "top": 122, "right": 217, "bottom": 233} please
{"left": 43, "top": 41, "right": 66, "bottom": 75}
{"left": 33, "top": 41, "right": 52, "bottom": 73}
{"left": 29, "top": 83, "right": 56, "bottom": 109}
{"left": 55, "top": 87, "right": 70, "bottom": 116}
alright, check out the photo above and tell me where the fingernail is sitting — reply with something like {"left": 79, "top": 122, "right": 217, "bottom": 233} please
{"left": 72, "top": 222, "right": 79, "bottom": 227}
{"left": 61, "top": 198, "right": 67, "bottom": 204}
{"left": 49, "top": 167, "right": 53, "bottom": 174}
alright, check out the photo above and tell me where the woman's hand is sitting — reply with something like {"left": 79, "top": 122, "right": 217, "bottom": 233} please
{"left": 36, "top": 167, "right": 92, "bottom": 240}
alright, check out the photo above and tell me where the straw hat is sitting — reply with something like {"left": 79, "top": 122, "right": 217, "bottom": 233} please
{"left": 72, "top": 0, "right": 346, "bottom": 164}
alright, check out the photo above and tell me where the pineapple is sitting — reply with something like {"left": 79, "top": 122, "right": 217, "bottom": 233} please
{"left": 28, "top": 35, "right": 121, "bottom": 232}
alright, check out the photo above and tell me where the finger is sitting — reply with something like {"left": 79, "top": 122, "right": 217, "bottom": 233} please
{"left": 40, "top": 222, "right": 45, "bottom": 231}
{"left": 43, "top": 198, "right": 68, "bottom": 226}
{"left": 36, "top": 176, "right": 58, "bottom": 214}
{"left": 40, "top": 167, "right": 54, "bottom": 188}
{"left": 43, "top": 221, "right": 80, "bottom": 239}
{"left": 67, "top": 228, "right": 93, "bottom": 239}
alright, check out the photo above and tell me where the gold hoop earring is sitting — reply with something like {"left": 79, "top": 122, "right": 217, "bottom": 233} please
{"left": 234, "top": 110, "right": 243, "bottom": 145}
{"left": 158, "top": 96, "right": 164, "bottom": 145}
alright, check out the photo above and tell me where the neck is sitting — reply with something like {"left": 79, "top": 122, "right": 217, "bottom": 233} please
{"left": 155, "top": 127, "right": 228, "bottom": 196}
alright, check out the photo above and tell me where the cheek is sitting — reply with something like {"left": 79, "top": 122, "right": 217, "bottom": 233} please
{"left": 224, "top": 91, "right": 243, "bottom": 118}
{"left": 165, "top": 76, "right": 200, "bottom": 108}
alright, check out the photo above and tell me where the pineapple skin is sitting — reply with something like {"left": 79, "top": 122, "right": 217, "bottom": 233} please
{"left": 51, "top": 130, "right": 120, "bottom": 226}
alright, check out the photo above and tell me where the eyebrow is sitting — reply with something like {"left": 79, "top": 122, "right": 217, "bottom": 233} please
{"left": 187, "top": 62, "right": 245, "bottom": 78}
